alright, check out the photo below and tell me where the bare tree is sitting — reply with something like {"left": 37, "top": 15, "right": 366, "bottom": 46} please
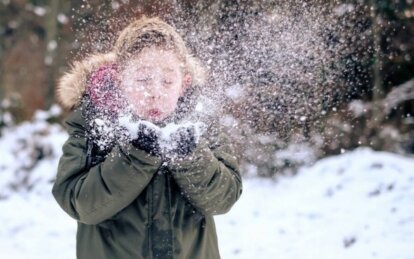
{"left": 45, "top": 0, "right": 60, "bottom": 108}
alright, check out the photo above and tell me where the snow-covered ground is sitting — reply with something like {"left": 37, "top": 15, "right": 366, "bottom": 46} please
{"left": 1, "top": 118, "right": 414, "bottom": 258}
{"left": 217, "top": 148, "right": 414, "bottom": 259}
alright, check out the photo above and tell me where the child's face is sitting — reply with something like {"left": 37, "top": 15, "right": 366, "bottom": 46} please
{"left": 119, "top": 46, "right": 190, "bottom": 122}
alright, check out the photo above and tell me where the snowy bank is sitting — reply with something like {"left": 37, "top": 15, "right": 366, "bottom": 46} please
{"left": 1, "top": 120, "right": 414, "bottom": 258}
{"left": 216, "top": 147, "right": 414, "bottom": 259}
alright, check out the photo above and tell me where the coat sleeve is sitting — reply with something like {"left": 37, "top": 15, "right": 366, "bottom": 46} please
{"left": 168, "top": 132, "right": 243, "bottom": 216}
{"left": 52, "top": 109, "right": 162, "bottom": 225}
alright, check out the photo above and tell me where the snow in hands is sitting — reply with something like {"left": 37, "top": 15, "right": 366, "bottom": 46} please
{"left": 118, "top": 114, "right": 206, "bottom": 159}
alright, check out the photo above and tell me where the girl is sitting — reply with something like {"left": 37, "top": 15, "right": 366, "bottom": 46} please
{"left": 52, "top": 17, "right": 243, "bottom": 259}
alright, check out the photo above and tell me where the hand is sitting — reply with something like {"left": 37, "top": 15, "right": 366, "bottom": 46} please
{"left": 167, "top": 125, "right": 197, "bottom": 158}
{"left": 131, "top": 123, "right": 161, "bottom": 155}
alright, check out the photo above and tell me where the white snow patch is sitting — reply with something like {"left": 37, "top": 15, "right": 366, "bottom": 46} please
{"left": 333, "top": 3, "right": 355, "bottom": 17}
{"left": 219, "top": 114, "right": 238, "bottom": 128}
{"left": 195, "top": 102, "right": 204, "bottom": 112}
{"left": 348, "top": 100, "right": 368, "bottom": 117}
{"left": 33, "top": 104, "right": 61, "bottom": 121}
{"left": 57, "top": 13, "right": 69, "bottom": 24}
{"left": 225, "top": 85, "right": 244, "bottom": 101}
{"left": 1, "top": 118, "right": 414, "bottom": 259}
{"left": 118, "top": 114, "right": 206, "bottom": 154}
{"left": 33, "top": 6, "right": 46, "bottom": 16}
{"left": 216, "top": 147, "right": 414, "bottom": 259}
{"left": 0, "top": 105, "right": 67, "bottom": 198}
{"left": 273, "top": 142, "right": 318, "bottom": 167}
{"left": 47, "top": 40, "right": 57, "bottom": 51}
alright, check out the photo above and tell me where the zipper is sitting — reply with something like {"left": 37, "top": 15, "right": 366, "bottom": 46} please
{"left": 148, "top": 157, "right": 175, "bottom": 258}
{"left": 166, "top": 170, "right": 174, "bottom": 257}
{"left": 148, "top": 181, "right": 153, "bottom": 259}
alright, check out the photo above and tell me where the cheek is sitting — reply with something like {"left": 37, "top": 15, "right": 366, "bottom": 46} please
{"left": 123, "top": 88, "right": 137, "bottom": 99}
{"left": 164, "top": 87, "right": 182, "bottom": 102}
{"left": 123, "top": 92, "right": 144, "bottom": 109}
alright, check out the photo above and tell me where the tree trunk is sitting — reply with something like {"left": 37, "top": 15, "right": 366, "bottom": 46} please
{"left": 45, "top": 0, "right": 60, "bottom": 108}
{"left": 0, "top": 42, "right": 4, "bottom": 103}
{"left": 370, "top": 0, "right": 384, "bottom": 122}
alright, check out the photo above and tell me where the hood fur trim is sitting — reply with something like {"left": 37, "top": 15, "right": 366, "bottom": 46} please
{"left": 56, "top": 52, "right": 117, "bottom": 110}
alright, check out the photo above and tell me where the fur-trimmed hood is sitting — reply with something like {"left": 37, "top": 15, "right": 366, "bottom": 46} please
{"left": 56, "top": 17, "right": 207, "bottom": 111}
{"left": 56, "top": 52, "right": 117, "bottom": 110}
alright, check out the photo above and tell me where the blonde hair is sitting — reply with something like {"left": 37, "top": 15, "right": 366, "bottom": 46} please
{"left": 113, "top": 16, "right": 207, "bottom": 86}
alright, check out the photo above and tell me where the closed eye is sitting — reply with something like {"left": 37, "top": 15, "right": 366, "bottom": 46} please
{"left": 164, "top": 80, "right": 173, "bottom": 84}
{"left": 136, "top": 78, "right": 151, "bottom": 82}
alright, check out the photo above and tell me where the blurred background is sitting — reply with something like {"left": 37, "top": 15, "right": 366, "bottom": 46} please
{"left": 1, "top": 0, "right": 413, "bottom": 176}
{"left": 0, "top": 0, "right": 414, "bottom": 258}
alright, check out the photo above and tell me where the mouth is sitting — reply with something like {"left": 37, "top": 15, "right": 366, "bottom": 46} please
{"left": 147, "top": 108, "right": 162, "bottom": 118}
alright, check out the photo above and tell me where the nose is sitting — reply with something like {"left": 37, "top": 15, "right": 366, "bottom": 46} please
{"left": 148, "top": 80, "right": 162, "bottom": 99}
{"left": 148, "top": 87, "right": 161, "bottom": 100}
{"left": 150, "top": 94, "right": 160, "bottom": 100}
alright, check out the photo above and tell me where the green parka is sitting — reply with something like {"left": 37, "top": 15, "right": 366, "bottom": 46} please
{"left": 52, "top": 20, "right": 243, "bottom": 256}
{"left": 52, "top": 94, "right": 243, "bottom": 258}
